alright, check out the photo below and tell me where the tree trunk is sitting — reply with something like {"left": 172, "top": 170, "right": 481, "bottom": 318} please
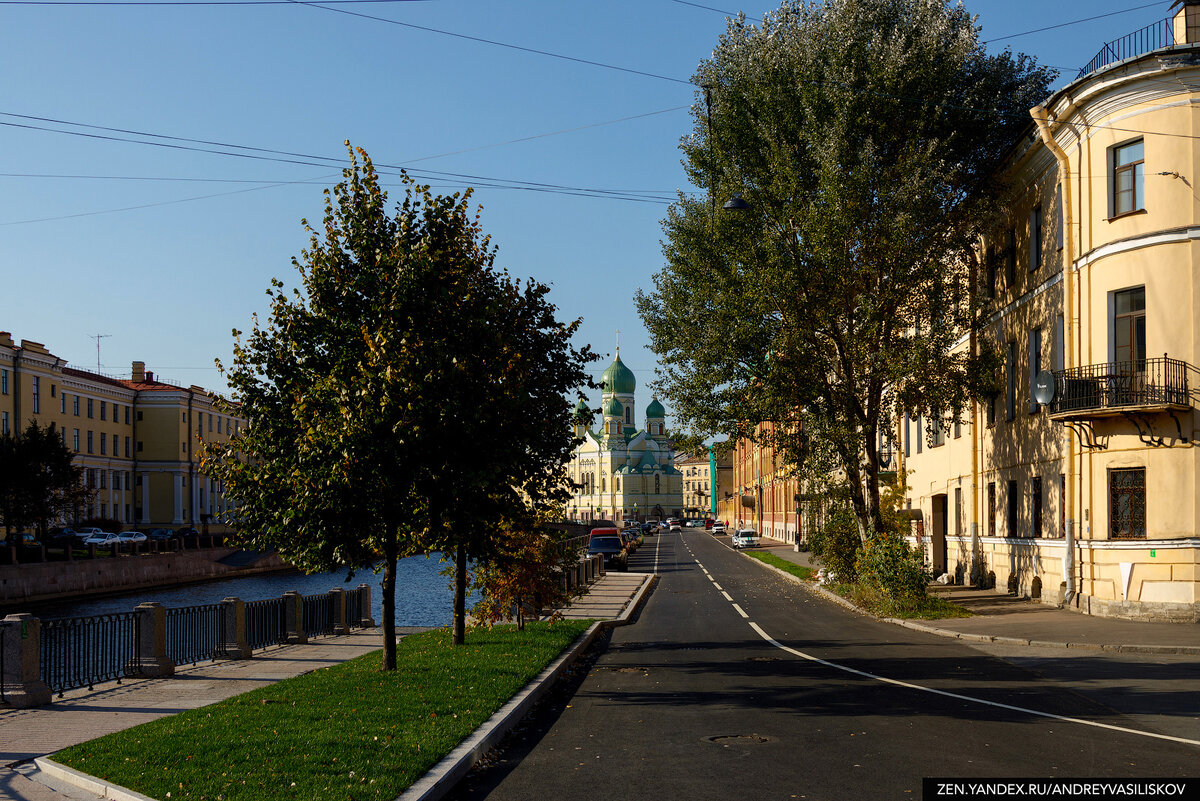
{"left": 380, "top": 533, "right": 398, "bottom": 670}
{"left": 454, "top": 542, "right": 467, "bottom": 645}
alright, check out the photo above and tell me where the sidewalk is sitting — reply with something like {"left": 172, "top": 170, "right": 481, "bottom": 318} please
{"left": 0, "top": 571, "right": 653, "bottom": 801}
{"left": 753, "top": 536, "right": 1200, "bottom": 654}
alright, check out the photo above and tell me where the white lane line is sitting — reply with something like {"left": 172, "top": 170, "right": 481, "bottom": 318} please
{"left": 712, "top": 583, "right": 723, "bottom": 591}
{"left": 732, "top": 603, "right": 749, "bottom": 619}
{"left": 747, "top": 621, "right": 1200, "bottom": 748}
{"left": 720, "top": 591, "right": 733, "bottom": 602}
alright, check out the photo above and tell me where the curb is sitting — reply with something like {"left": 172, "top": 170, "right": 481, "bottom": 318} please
{"left": 34, "top": 757, "right": 157, "bottom": 801}
{"left": 739, "top": 551, "right": 1200, "bottom": 656}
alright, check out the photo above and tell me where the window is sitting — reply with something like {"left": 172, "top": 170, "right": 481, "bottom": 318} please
{"left": 930, "top": 415, "right": 944, "bottom": 447}
{"left": 1007, "top": 479, "right": 1018, "bottom": 538}
{"left": 916, "top": 415, "right": 923, "bottom": 453}
{"left": 1030, "top": 204, "right": 1042, "bottom": 271}
{"left": 1112, "top": 140, "right": 1144, "bottom": 217}
{"left": 114, "top": 472, "right": 121, "bottom": 491}
{"left": 100, "top": 433, "right": 107, "bottom": 455}
{"left": 987, "top": 482, "right": 996, "bottom": 537}
{"left": 60, "top": 393, "right": 65, "bottom": 414}
{"left": 100, "top": 471, "right": 107, "bottom": 489}
{"left": 73, "top": 395, "right": 80, "bottom": 416}
{"left": 137, "top": 441, "right": 143, "bottom": 452}
{"left": 953, "top": 416, "right": 961, "bottom": 439}
{"left": 87, "top": 430, "right": 94, "bottom": 454}
{"left": 1110, "top": 468, "right": 1146, "bottom": 538}
{"left": 1031, "top": 476, "right": 1042, "bottom": 538}
{"left": 1005, "top": 342, "right": 1016, "bottom": 421}
{"left": 208, "top": 413, "right": 213, "bottom": 432}
{"left": 986, "top": 250, "right": 998, "bottom": 299}
{"left": 73, "top": 429, "right": 80, "bottom": 452}
{"left": 1, "top": 411, "right": 8, "bottom": 436}
{"left": 125, "top": 406, "right": 131, "bottom": 425}
{"left": 87, "top": 398, "right": 94, "bottom": 418}
{"left": 100, "top": 401, "right": 107, "bottom": 421}
{"left": 60, "top": 428, "right": 65, "bottom": 446}
{"left": 1028, "top": 328, "right": 1042, "bottom": 414}
{"left": 31, "top": 376, "right": 39, "bottom": 413}
{"left": 655, "top": 474, "right": 661, "bottom": 494}
{"left": 1113, "top": 287, "right": 1146, "bottom": 367}
{"left": 1060, "top": 473, "right": 1067, "bottom": 538}
{"left": 112, "top": 433, "right": 118, "bottom": 454}
{"left": 954, "top": 487, "right": 963, "bottom": 537}
{"left": 1005, "top": 228, "right": 1016, "bottom": 288}
{"left": 1, "top": 368, "right": 6, "bottom": 394}
{"left": 125, "top": 436, "right": 130, "bottom": 457}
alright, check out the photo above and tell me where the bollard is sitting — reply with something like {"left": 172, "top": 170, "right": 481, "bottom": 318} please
{"left": 0, "top": 614, "right": 52, "bottom": 708}
{"left": 219, "top": 598, "right": 252, "bottom": 658}
{"left": 131, "top": 603, "right": 175, "bottom": 677}
{"left": 283, "top": 591, "right": 307, "bottom": 644}
{"left": 329, "top": 588, "right": 348, "bottom": 634}
{"left": 357, "top": 584, "right": 376, "bottom": 627}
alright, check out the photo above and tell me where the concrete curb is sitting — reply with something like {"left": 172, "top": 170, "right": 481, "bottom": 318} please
{"left": 739, "top": 550, "right": 1200, "bottom": 656}
{"left": 34, "top": 757, "right": 157, "bottom": 801}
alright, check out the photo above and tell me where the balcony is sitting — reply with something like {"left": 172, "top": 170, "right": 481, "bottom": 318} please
{"left": 1048, "top": 356, "right": 1200, "bottom": 420}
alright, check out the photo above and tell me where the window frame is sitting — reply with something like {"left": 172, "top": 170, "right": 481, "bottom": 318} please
{"left": 1110, "top": 139, "right": 1146, "bottom": 219}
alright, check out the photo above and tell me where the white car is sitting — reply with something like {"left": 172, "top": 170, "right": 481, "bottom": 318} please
{"left": 731, "top": 529, "right": 759, "bottom": 549}
{"left": 83, "top": 532, "right": 120, "bottom": 546}
{"left": 712, "top": 522, "right": 727, "bottom": 535}
{"left": 118, "top": 530, "right": 148, "bottom": 544}
{"left": 668, "top": 519, "right": 682, "bottom": 532}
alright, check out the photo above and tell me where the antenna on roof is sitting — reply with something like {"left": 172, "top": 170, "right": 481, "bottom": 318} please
{"left": 89, "top": 333, "right": 110, "bottom": 373}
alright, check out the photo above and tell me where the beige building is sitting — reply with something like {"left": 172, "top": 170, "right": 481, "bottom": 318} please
{"left": 0, "top": 333, "right": 241, "bottom": 532}
{"left": 902, "top": 5, "right": 1200, "bottom": 621}
{"left": 678, "top": 448, "right": 732, "bottom": 521}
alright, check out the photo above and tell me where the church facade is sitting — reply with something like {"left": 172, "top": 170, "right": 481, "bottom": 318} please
{"left": 566, "top": 349, "right": 682, "bottom": 523}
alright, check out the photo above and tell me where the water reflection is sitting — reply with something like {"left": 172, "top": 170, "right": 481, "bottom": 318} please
{"left": 23, "top": 554, "right": 465, "bottom": 627}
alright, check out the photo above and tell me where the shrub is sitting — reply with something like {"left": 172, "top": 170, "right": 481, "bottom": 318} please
{"left": 856, "top": 530, "right": 928, "bottom": 604}
{"left": 808, "top": 509, "right": 861, "bottom": 583}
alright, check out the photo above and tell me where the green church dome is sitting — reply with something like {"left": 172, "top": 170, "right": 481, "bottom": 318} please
{"left": 600, "top": 352, "right": 636, "bottom": 395}
{"left": 573, "top": 399, "right": 593, "bottom": 423}
{"left": 603, "top": 396, "right": 624, "bottom": 417}
{"left": 645, "top": 398, "right": 665, "bottom": 418}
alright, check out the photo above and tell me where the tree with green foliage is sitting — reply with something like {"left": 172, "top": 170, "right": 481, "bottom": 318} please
{"left": 637, "top": 0, "right": 1053, "bottom": 539}
{"left": 0, "top": 421, "right": 88, "bottom": 539}
{"left": 204, "top": 145, "right": 594, "bottom": 667}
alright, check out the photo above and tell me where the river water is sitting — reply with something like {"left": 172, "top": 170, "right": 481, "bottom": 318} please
{"left": 21, "top": 555, "right": 462, "bottom": 627}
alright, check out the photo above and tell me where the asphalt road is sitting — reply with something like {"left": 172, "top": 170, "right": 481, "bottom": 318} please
{"left": 446, "top": 530, "right": 1200, "bottom": 801}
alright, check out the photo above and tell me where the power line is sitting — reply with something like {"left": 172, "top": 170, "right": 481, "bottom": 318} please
{"left": 667, "top": 0, "right": 761, "bottom": 23}
{"left": 983, "top": 1, "right": 1166, "bottom": 44}
{"left": 0, "top": 0, "right": 429, "bottom": 4}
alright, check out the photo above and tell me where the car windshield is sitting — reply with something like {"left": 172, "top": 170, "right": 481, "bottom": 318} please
{"left": 589, "top": 536, "right": 622, "bottom": 549}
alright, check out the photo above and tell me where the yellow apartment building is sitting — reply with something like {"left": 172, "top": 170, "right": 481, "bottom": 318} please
{"left": 677, "top": 448, "right": 732, "bottom": 520}
{"left": 0, "top": 333, "right": 242, "bottom": 533}
{"left": 902, "top": 3, "right": 1200, "bottom": 621}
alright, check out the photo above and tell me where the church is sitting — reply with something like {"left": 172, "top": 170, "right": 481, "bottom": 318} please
{"left": 566, "top": 346, "right": 682, "bottom": 524}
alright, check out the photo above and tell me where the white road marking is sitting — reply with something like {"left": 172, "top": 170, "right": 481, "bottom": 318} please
{"left": 720, "top": 591, "right": 733, "bottom": 602}
{"left": 747, "top": 621, "right": 1200, "bottom": 748}
{"left": 712, "top": 583, "right": 723, "bottom": 591}
{"left": 732, "top": 603, "right": 749, "bottom": 619}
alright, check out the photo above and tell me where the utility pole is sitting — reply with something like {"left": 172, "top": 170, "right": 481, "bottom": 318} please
{"left": 90, "top": 334, "right": 110, "bottom": 373}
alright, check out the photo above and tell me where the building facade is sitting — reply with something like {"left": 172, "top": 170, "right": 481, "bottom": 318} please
{"left": 0, "top": 333, "right": 242, "bottom": 532}
{"left": 565, "top": 348, "right": 682, "bottom": 523}
{"left": 725, "top": 424, "right": 803, "bottom": 545}
{"left": 902, "top": 6, "right": 1200, "bottom": 621}
{"left": 679, "top": 448, "right": 732, "bottom": 520}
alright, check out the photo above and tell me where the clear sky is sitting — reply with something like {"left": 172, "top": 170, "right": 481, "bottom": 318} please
{"left": 0, "top": 0, "right": 1173, "bottom": 420}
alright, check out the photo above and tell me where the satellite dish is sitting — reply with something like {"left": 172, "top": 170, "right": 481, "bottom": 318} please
{"left": 1033, "top": 371, "right": 1056, "bottom": 405}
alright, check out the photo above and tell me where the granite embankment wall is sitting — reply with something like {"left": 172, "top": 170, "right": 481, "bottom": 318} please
{"left": 0, "top": 549, "right": 293, "bottom": 608}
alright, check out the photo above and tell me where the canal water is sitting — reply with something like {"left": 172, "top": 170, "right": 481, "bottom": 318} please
{"left": 22, "top": 555, "right": 463, "bottom": 627}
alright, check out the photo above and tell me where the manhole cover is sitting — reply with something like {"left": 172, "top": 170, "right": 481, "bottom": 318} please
{"left": 598, "top": 666, "right": 649, "bottom": 673}
{"left": 707, "top": 734, "right": 770, "bottom": 745}
{"left": 747, "top": 656, "right": 781, "bottom": 662}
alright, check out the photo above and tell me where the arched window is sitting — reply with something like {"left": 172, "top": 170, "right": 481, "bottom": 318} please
{"left": 625, "top": 406, "right": 632, "bottom": 424}
{"left": 601, "top": 476, "right": 607, "bottom": 493}
{"left": 615, "top": 477, "right": 620, "bottom": 492}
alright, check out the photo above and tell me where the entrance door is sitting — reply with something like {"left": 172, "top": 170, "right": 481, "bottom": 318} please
{"left": 931, "top": 494, "right": 948, "bottom": 574}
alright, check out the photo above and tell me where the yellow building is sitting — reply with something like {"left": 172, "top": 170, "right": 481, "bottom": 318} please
{"left": 0, "top": 333, "right": 241, "bottom": 532}
{"left": 903, "top": 5, "right": 1200, "bottom": 621}
{"left": 678, "top": 448, "right": 732, "bottom": 521}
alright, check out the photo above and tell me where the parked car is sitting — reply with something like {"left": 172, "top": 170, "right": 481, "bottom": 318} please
{"left": 148, "top": 529, "right": 176, "bottom": 541}
{"left": 73, "top": 527, "right": 104, "bottom": 540}
{"left": 83, "top": 532, "right": 121, "bottom": 547}
{"left": 47, "top": 529, "right": 81, "bottom": 548}
{"left": 176, "top": 527, "right": 199, "bottom": 537}
{"left": 118, "top": 530, "right": 148, "bottom": 544}
{"left": 5, "top": 532, "right": 41, "bottom": 548}
{"left": 711, "top": 521, "right": 727, "bottom": 535}
{"left": 731, "top": 528, "right": 759, "bottom": 549}
{"left": 586, "top": 528, "right": 628, "bottom": 571}
{"left": 668, "top": 519, "right": 682, "bottom": 532}
{"left": 620, "top": 530, "right": 640, "bottom": 552}
{"left": 640, "top": 520, "right": 658, "bottom": 535}
{"left": 704, "top": 519, "right": 714, "bottom": 530}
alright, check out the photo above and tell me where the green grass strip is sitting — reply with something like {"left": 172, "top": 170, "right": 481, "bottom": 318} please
{"left": 744, "top": 550, "right": 816, "bottom": 581}
{"left": 54, "top": 620, "right": 593, "bottom": 801}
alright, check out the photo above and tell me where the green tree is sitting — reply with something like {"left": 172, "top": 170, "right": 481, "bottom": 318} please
{"left": 637, "top": 0, "right": 1053, "bottom": 538}
{"left": 471, "top": 519, "right": 580, "bottom": 631}
{"left": 0, "top": 422, "right": 88, "bottom": 539}
{"left": 204, "top": 145, "right": 594, "bottom": 666}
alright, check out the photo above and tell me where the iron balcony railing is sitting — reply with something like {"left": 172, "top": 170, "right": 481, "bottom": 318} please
{"left": 1078, "top": 18, "right": 1176, "bottom": 79}
{"left": 40, "top": 612, "right": 141, "bottom": 695}
{"left": 1050, "top": 356, "right": 1200, "bottom": 416}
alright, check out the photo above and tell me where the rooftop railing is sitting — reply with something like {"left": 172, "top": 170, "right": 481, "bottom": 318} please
{"left": 1078, "top": 18, "right": 1176, "bottom": 79}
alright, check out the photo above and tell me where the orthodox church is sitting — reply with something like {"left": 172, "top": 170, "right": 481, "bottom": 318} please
{"left": 566, "top": 346, "right": 682, "bottom": 523}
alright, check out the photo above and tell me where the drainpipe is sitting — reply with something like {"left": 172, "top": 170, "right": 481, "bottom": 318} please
{"left": 1031, "top": 103, "right": 1077, "bottom": 607}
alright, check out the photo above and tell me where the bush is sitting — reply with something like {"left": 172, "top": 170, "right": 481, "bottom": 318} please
{"left": 807, "top": 509, "right": 861, "bottom": 583}
{"left": 856, "top": 530, "right": 928, "bottom": 605}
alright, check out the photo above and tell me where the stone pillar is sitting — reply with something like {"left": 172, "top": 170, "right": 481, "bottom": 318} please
{"left": 131, "top": 603, "right": 175, "bottom": 677}
{"left": 357, "top": 584, "right": 376, "bottom": 627}
{"left": 283, "top": 591, "right": 307, "bottom": 644}
{"left": 1, "top": 614, "right": 52, "bottom": 708}
{"left": 329, "top": 588, "right": 348, "bottom": 634}
{"left": 219, "top": 598, "right": 252, "bottom": 659}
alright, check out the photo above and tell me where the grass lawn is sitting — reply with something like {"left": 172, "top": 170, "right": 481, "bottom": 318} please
{"left": 53, "top": 620, "right": 593, "bottom": 801}
{"left": 744, "top": 550, "right": 816, "bottom": 581}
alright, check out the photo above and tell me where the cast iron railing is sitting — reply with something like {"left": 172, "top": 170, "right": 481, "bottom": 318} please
{"left": 302, "top": 592, "right": 336, "bottom": 637}
{"left": 1050, "top": 356, "right": 1199, "bottom": 416}
{"left": 1, "top": 623, "right": 7, "bottom": 704}
{"left": 1079, "top": 18, "right": 1175, "bottom": 79}
{"left": 345, "top": 587, "right": 365, "bottom": 628}
{"left": 40, "top": 612, "right": 140, "bottom": 694}
{"left": 244, "top": 597, "right": 287, "bottom": 650}
{"left": 165, "top": 603, "right": 226, "bottom": 665}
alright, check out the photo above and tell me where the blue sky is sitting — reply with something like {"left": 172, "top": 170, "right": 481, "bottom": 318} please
{"left": 0, "top": 0, "right": 1172, "bottom": 419}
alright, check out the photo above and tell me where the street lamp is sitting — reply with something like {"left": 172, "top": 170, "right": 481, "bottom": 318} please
{"left": 723, "top": 194, "right": 750, "bottom": 211}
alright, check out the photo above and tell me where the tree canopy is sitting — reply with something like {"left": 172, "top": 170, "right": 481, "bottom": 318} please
{"left": 637, "top": 0, "right": 1054, "bottom": 535}
{"left": 204, "top": 145, "right": 594, "bottom": 664}
{"left": 0, "top": 421, "right": 88, "bottom": 539}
